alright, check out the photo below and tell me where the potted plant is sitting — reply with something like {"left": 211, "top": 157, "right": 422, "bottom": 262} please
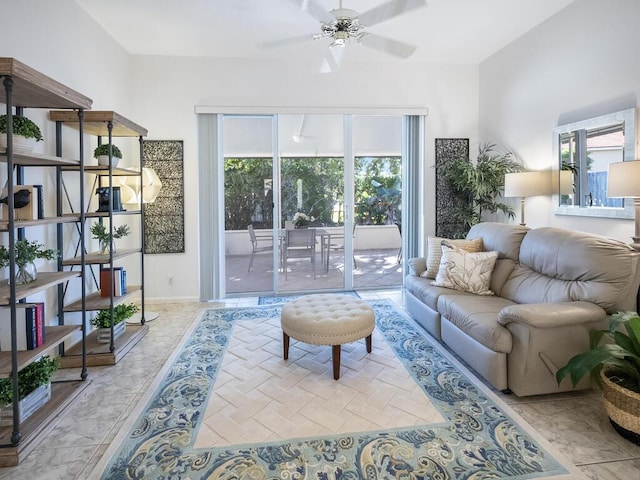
{"left": 556, "top": 311, "right": 640, "bottom": 444}
{"left": 292, "top": 212, "right": 313, "bottom": 228}
{"left": 0, "top": 355, "right": 59, "bottom": 425}
{"left": 90, "top": 303, "right": 139, "bottom": 343}
{"left": 90, "top": 222, "right": 130, "bottom": 255}
{"left": 438, "top": 143, "right": 522, "bottom": 238}
{"left": 0, "top": 239, "right": 58, "bottom": 284}
{"left": 93, "top": 143, "right": 123, "bottom": 167}
{"left": 0, "top": 114, "right": 43, "bottom": 154}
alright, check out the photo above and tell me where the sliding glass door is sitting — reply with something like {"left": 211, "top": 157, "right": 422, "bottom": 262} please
{"left": 221, "top": 113, "right": 404, "bottom": 296}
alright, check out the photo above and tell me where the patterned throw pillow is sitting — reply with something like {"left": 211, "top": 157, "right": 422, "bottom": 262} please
{"left": 420, "top": 237, "right": 483, "bottom": 279}
{"left": 431, "top": 243, "right": 498, "bottom": 295}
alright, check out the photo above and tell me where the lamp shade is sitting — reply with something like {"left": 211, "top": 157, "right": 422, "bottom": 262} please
{"left": 504, "top": 172, "right": 546, "bottom": 197}
{"left": 607, "top": 160, "right": 640, "bottom": 198}
{"left": 117, "top": 167, "right": 163, "bottom": 204}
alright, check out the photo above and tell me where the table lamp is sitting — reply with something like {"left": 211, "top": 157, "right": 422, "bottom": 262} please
{"left": 504, "top": 171, "right": 546, "bottom": 226}
{"left": 607, "top": 160, "right": 640, "bottom": 250}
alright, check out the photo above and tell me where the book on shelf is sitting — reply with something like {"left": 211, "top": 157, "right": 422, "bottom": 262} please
{"left": 0, "top": 303, "right": 45, "bottom": 351}
{"left": 100, "top": 267, "right": 126, "bottom": 297}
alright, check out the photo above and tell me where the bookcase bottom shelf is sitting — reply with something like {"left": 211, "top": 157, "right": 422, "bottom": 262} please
{"left": 59, "top": 323, "right": 149, "bottom": 368}
{"left": 0, "top": 379, "right": 90, "bottom": 467}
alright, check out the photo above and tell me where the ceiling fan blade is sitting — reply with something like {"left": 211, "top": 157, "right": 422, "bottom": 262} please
{"left": 259, "top": 34, "right": 315, "bottom": 49}
{"left": 320, "top": 45, "right": 345, "bottom": 73}
{"left": 358, "top": 0, "right": 427, "bottom": 28}
{"left": 359, "top": 33, "right": 417, "bottom": 59}
{"left": 289, "top": 0, "right": 334, "bottom": 24}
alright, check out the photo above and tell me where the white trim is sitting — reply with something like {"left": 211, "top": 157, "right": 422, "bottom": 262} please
{"left": 195, "top": 105, "right": 429, "bottom": 116}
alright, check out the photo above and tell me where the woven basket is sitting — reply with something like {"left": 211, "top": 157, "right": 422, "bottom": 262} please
{"left": 601, "top": 368, "right": 640, "bottom": 445}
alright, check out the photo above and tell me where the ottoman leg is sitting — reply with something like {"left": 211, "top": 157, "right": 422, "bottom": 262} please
{"left": 283, "top": 332, "right": 290, "bottom": 360}
{"left": 366, "top": 334, "right": 372, "bottom": 353}
{"left": 332, "top": 345, "right": 341, "bottom": 380}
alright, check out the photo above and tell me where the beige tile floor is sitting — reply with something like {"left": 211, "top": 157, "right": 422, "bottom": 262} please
{"left": 0, "top": 291, "right": 637, "bottom": 479}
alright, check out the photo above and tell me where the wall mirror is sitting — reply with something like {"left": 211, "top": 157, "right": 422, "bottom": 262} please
{"left": 554, "top": 108, "right": 637, "bottom": 218}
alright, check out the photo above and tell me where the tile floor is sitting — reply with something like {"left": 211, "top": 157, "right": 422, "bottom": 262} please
{"left": 0, "top": 290, "right": 637, "bottom": 479}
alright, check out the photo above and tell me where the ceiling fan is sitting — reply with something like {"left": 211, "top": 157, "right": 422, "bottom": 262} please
{"left": 261, "top": 0, "right": 427, "bottom": 72}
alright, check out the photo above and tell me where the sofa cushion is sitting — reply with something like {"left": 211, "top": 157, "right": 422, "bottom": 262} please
{"left": 501, "top": 227, "right": 640, "bottom": 313}
{"left": 466, "top": 222, "right": 528, "bottom": 261}
{"left": 438, "top": 294, "right": 516, "bottom": 353}
{"left": 405, "top": 274, "right": 475, "bottom": 311}
{"left": 432, "top": 244, "right": 498, "bottom": 295}
{"left": 422, "top": 237, "right": 483, "bottom": 279}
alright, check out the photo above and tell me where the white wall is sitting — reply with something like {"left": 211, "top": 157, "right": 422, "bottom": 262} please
{"left": 479, "top": 0, "right": 640, "bottom": 241}
{"left": 2, "top": 1, "right": 479, "bottom": 301}
{"left": 130, "top": 56, "right": 479, "bottom": 300}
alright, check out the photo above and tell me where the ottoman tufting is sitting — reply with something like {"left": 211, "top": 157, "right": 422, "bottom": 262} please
{"left": 280, "top": 294, "right": 375, "bottom": 379}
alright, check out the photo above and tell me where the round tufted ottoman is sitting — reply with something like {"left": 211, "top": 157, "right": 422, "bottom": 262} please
{"left": 281, "top": 294, "right": 375, "bottom": 380}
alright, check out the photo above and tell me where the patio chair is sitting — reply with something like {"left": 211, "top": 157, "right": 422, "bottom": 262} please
{"left": 323, "top": 224, "right": 357, "bottom": 272}
{"left": 283, "top": 228, "right": 316, "bottom": 280}
{"left": 247, "top": 224, "right": 274, "bottom": 272}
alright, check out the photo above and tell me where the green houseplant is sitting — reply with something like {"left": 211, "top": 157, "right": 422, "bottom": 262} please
{"left": 439, "top": 143, "right": 522, "bottom": 238}
{"left": 90, "top": 223, "right": 130, "bottom": 254}
{"left": 0, "top": 239, "right": 58, "bottom": 284}
{"left": 0, "top": 355, "right": 59, "bottom": 424}
{"left": 90, "top": 303, "right": 139, "bottom": 329}
{"left": 557, "top": 311, "right": 640, "bottom": 444}
{"left": 94, "top": 143, "right": 123, "bottom": 167}
{"left": 0, "top": 114, "right": 44, "bottom": 141}
{"left": 0, "top": 114, "right": 44, "bottom": 154}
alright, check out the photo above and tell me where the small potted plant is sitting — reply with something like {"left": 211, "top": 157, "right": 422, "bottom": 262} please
{"left": 292, "top": 212, "right": 314, "bottom": 228}
{"left": 0, "top": 114, "right": 44, "bottom": 154}
{"left": 0, "top": 239, "right": 58, "bottom": 284}
{"left": 0, "top": 355, "right": 59, "bottom": 425}
{"left": 93, "top": 143, "right": 123, "bottom": 167}
{"left": 557, "top": 311, "right": 640, "bottom": 445}
{"left": 90, "top": 303, "right": 139, "bottom": 343}
{"left": 90, "top": 223, "right": 130, "bottom": 255}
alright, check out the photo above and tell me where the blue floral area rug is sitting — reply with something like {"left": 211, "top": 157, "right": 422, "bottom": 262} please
{"left": 258, "top": 291, "right": 360, "bottom": 305}
{"left": 96, "top": 300, "right": 578, "bottom": 479}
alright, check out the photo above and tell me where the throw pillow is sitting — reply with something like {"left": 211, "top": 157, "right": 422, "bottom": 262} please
{"left": 421, "top": 237, "right": 483, "bottom": 279}
{"left": 431, "top": 243, "right": 498, "bottom": 295}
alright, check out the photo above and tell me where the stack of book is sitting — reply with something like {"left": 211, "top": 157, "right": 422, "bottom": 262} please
{"left": 0, "top": 303, "right": 45, "bottom": 351}
{"left": 100, "top": 267, "right": 127, "bottom": 297}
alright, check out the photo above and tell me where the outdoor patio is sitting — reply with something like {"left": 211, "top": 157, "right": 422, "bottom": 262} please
{"left": 225, "top": 247, "right": 403, "bottom": 295}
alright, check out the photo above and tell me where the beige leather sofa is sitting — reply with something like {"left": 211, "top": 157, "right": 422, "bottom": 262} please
{"left": 405, "top": 222, "right": 640, "bottom": 396}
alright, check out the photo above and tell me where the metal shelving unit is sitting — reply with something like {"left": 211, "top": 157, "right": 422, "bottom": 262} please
{"left": 49, "top": 110, "right": 149, "bottom": 368}
{"left": 0, "top": 57, "right": 92, "bottom": 466}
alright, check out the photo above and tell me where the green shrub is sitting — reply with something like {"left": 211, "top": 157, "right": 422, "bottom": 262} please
{"left": 93, "top": 143, "right": 122, "bottom": 159}
{"left": 0, "top": 114, "right": 43, "bottom": 141}
{"left": 0, "top": 356, "right": 59, "bottom": 406}
{"left": 90, "top": 303, "right": 139, "bottom": 329}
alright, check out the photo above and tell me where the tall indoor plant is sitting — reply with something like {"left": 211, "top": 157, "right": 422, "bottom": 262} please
{"left": 557, "top": 311, "right": 640, "bottom": 444}
{"left": 439, "top": 143, "right": 522, "bottom": 238}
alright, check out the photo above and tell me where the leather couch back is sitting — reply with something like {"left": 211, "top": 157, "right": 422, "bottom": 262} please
{"left": 500, "top": 227, "right": 640, "bottom": 313}
{"left": 466, "top": 222, "right": 529, "bottom": 296}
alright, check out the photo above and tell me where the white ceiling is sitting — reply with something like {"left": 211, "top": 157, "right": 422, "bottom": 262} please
{"left": 75, "top": 0, "right": 575, "bottom": 65}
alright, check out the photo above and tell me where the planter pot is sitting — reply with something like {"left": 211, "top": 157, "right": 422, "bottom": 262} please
{"left": 0, "top": 383, "right": 51, "bottom": 426}
{"left": 96, "top": 320, "right": 126, "bottom": 344}
{"left": 0, "top": 133, "right": 37, "bottom": 154}
{"left": 15, "top": 261, "right": 37, "bottom": 285}
{"left": 97, "top": 155, "right": 121, "bottom": 167}
{"left": 601, "top": 368, "right": 640, "bottom": 445}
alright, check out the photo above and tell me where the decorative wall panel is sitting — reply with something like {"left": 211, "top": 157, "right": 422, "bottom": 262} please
{"left": 435, "top": 138, "right": 469, "bottom": 238}
{"left": 142, "top": 140, "right": 185, "bottom": 253}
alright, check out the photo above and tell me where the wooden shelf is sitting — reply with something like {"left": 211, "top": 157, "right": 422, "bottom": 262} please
{"left": 83, "top": 210, "right": 142, "bottom": 218}
{"left": 63, "top": 286, "right": 141, "bottom": 312}
{"left": 0, "top": 151, "right": 80, "bottom": 167}
{"left": 0, "top": 379, "right": 90, "bottom": 467}
{"left": 0, "top": 325, "right": 79, "bottom": 378}
{"left": 59, "top": 323, "right": 148, "bottom": 368}
{"left": 0, "top": 272, "right": 80, "bottom": 304}
{"left": 61, "top": 165, "right": 141, "bottom": 176}
{"left": 49, "top": 110, "right": 147, "bottom": 137}
{"left": 62, "top": 248, "right": 141, "bottom": 266}
{"left": 0, "top": 215, "right": 80, "bottom": 231}
{"left": 0, "top": 58, "right": 92, "bottom": 110}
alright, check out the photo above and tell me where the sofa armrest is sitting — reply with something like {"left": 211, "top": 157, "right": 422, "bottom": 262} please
{"left": 498, "top": 301, "right": 606, "bottom": 329}
{"left": 407, "top": 257, "right": 427, "bottom": 276}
